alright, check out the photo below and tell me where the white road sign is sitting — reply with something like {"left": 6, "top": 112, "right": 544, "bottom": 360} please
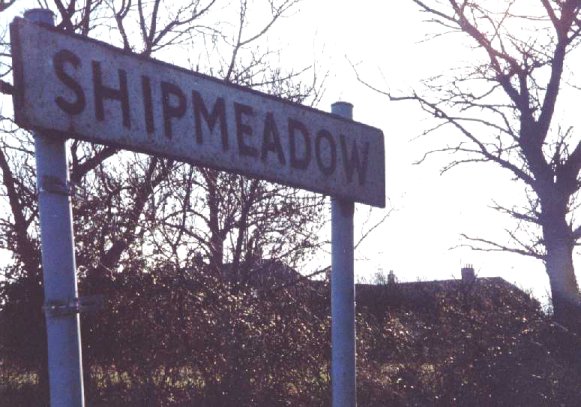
{"left": 11, "top": 18, "right": 385, "bottom": 207}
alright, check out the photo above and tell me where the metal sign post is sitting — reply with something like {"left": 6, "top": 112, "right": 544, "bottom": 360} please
{"left": 331, "top": 102, "right": 356, "bottom": 407}
{"left": 25, "top": 9, "right": 85, "bottom": 407}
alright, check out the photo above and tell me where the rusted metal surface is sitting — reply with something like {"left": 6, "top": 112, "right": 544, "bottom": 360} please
{"left": 11, "top": 18, "right": 385, "bottom": 207}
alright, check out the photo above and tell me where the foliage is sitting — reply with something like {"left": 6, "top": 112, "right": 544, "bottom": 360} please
{"left": 356, "top": 278, "right": 581, "bottom": 406}
{"left": 80, "top": 261, "right": 331, "bottom": 406}
{"left": 3, "top": 274, "right": 581, "bottom": 406}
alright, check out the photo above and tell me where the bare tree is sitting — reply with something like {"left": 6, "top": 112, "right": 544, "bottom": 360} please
{"left": 0, "top": 0, "right": 326, "bottom": 402}
{"left": 368, "top": 1, "right": 581, "bottom": 329}
{"left": 0, "top": 0, "right": 323, "bottom": 287}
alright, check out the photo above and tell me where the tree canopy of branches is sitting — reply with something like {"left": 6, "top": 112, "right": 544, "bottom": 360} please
{"left": 0, "top": 0, "right": 327, "bottom": 403}
{"left": 377, "top": 0, "right": 581, "bottom": 330}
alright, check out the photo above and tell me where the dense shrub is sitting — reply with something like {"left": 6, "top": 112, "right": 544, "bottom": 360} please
{"left": 2, "top": 273, "right": 580, "bottom": 406}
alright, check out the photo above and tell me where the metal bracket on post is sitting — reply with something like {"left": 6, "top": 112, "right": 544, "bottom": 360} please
{"left": 38, "top": 175, "right": 73, "bottom": 196}
{"left": 43, "top": 295, "right": 104, "bottom": 318}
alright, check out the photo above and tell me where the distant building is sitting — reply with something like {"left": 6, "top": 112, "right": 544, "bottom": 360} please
{"left": 239, "top": 262, "right": 540, "bottom": 321}
{"left": 356, "top": 274, "right": 538, "bottom": 314}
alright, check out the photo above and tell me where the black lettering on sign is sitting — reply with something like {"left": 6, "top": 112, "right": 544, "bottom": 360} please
{"left": 192, "top": 91, "right": 229, "bottom": 150}
{"left": 235, "top": 102, "right": 257, "bottom": 158}
{"left": 141, "top": 76, "right": 154, "bottom": 134}
{"left": 261, "top": 112, "right": 285, "bottom": 165}
{"left": 92, "top": 61, "right": 130, "bottom": 128}
{"left": 315, "top": 129, "right": 336, "bottom": 176}
{"left": 161, "top": 81, "right": 186, "bottom": 139}
{"left": 288, "top": 119, "right": 311, "bottom": 170}
{"left": 53, "top": 49, "right": 85, "bottom": 115}
{"left": 340, "top": 135, "right": 369, "bottom": 185}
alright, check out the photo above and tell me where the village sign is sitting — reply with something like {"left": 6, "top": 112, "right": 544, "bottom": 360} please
{"left": 10, "top": 12, "right": 385, "bottom": 407}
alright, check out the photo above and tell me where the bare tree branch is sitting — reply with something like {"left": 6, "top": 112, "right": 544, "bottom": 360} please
{"left": 460, "top": 234, "right": 545, "bottom": 260}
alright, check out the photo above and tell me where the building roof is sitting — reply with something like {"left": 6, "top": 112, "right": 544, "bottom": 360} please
{"left": 355, "top": 277, "right": 538, "bottom": 311}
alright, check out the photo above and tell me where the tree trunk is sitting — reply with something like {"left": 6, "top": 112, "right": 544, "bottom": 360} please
{"left": 542, "top": 207, "right": 581, "bottom": 330}
{"left": 546, "top": 243, "right": 581, "bottom": 330}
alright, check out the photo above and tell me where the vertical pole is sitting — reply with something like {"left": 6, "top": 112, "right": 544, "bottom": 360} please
{"left": 26, "top": 9, "right": 86, "bottom": 407}
{"left": 331, "top": 101, "right": 356, "bottom": 407}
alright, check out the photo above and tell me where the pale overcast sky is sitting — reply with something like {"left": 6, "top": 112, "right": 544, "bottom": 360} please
{"left": 3, "top": 1, "right": 579, "bottom": 305}
{"left": 285, "top": 0, "right": 576, "bottom": 305}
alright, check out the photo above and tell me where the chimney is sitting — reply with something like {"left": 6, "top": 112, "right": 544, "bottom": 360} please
{"left": 461, "top": 264, "right": 476, "bottom": 283}
{"left": 387, "top": 270, "right": 396, "bottom": 285}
